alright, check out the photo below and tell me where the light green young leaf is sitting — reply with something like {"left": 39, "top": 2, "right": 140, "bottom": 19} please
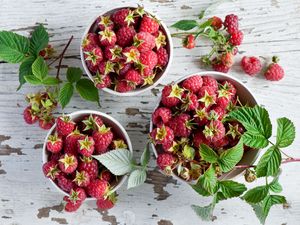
{"left": 243, "top": 185, "right": 269, "bottom": 204}
{"left": 127, "top": 169, "right": 147, "bottom": 189}
{"left": 140, "top": 143, "right": 150, "bottom": 167}
{"left": 29, "top": 24, "right": 49, "bottom": 55}
{"left": 171, "top": 20, "right": 199, "bottom": 31}
{"left": 218, "top": 180, "right": 247, "bottom": 199}
{"left": 182, "top": 145, "right": 195, "bottom": 160}
{"left": 276, "top": 117, "right": 295, "bottom": 148}
{"left": 218, "top": 139, "right": 243, "bottom": 172}
{"left": 200, "top": 144, "right": 218, "bottom": 163}
{"left": 24, "top": 75, "right": 42, "bottom": 85}
{"left": 0, "top": 31, "right": 30, "bottom": 63}
{"left": 255, "top": 146, "right": 281, "bottom": 178}
{"left": 18, "top": 56, "right": 36, "bottom": 90}
{"left": 191, "top": 178, "right": 211, "bottom": 197}
{"left": 93, "top": 149, "right": 133, "bottom": 176}
{"left": 250, "top": 202, "right": 267, "bottom": 225}
{"left": 59, "top": 82, "right": 74, "bottom": 109}
{"left": 42, "top": 77, "right": 60, "bottom": 86}
{"left": 269, "top": 177, "right": 283, "bottom": 193}
{"left": 67, "top": 67, "right": 82, "bottom": 83}
{"left": 191, "top": 203, "right": 215, "bottom": 221}
{"left": 32, "top": 56, "right": 48, "bottom": 79}
{"left": 76, "top": 78, "right": 99, "bottom": 105}
{"left": 199, "top": 165, "right": 218, "bottom": 194}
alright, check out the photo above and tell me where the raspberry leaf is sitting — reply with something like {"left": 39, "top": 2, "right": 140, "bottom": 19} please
{"left": 242, "top": 185, "right": 269, "bottom": 203}
{"left": 67, "top": 67, "right": 82, "bottom": 83}
{"left": 255, "top": 146, "right": 281, "bottom": 178}
{"left": 32, "top": 56, "right": 48, "bottom": 80}
{"left": 191, "top": 203, "right": 215, "bottom": 221}
{"left": 218, "top": 180, "right": 247, "bottom": 199}
{"left": 276, "top": 117, "right": 295, "bottom": 148}
{"left": 18, "top": 56, "right": 36, "bottom": 90}
{"left": 140, "top": 143, "right": 150, "bottom": 168}
{"left": 242, "top": 132, "right": 269, "bottom": 149}
{"left": 218, "top": 139, "right": 243, "bottom": 172}
{"left": 0, "top": 31, "right": 30, "bottom": 63}
{"left": 76, "top": 78, "right": 100, "bottom": 106}
{"left": 59, "top": 82, "right": 74, "bottom": 109}
{"left": 41, "top": 77, "right": 60, "bottom": 86}
{"left": 171, "top": 20, "right": 199, "bottom": 31}
{"left": 198, "top": 165, "right": 218, "bottom": 195}
{"left": 200, "top": 144, "right": 218, "bottom": 163}
{"left": 29, "top": 24, "right": 49, "bottom": 55}
{"left": 24, "top": 75, "right": 42, "bottom": 85}
{"left": 191, "top": 179, "right": 211, "bottom": 197}
{"left": 127, "top": 169, "right": 147, "bottom": 189}
{"left": 269, "top": 176, "right": 282, "bottom": 193}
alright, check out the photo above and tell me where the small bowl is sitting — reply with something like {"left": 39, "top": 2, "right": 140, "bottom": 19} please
{"left": 80, "top": 6, "right": 173, "bottom": 96}
{"left": 149, "top": 71, "right": 259, "bottom": 182}
{"left": 42, "top": 110, "right": 133, "bottom": 199}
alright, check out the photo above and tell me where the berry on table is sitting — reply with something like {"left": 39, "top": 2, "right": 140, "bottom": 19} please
{"left": 23, "top": 106, "right": 38, "bottom": 124}
{"left": 224, "top": 14, "right": 239, "bottom": 34}
{"left": 229, "top": 30, "right": 244, "bottom": 46}
{"left": 183, "top": 34, "right": 195, "bottom": 49}
{"left": 96, "top": 194, "right": 116, "bottom": 210}
{"left": 210, "top": 16, "right": 223, "bottom": 30}
{"left": 241, "top": 56, "right": 262, "bottom": 76}
{"left": 264, "top": 56, "right": 284, "bottom": 81}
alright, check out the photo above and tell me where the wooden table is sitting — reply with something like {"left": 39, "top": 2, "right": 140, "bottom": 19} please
{"left": 0, "top": 0, "right": 299, "bottom": 224}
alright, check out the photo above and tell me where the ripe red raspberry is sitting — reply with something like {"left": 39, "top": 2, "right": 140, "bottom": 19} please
{"left": 98, "top": 60, "right": 115, "bottom": 75}
{"left": 203, "top": 120, "right": 226, "bottom": 142}
{"left": 241, "top": 56, "right": 262, "bottom": 76}
{"left": 224, "top": 14, "right": 239, "bottom": 34}
{"left": 46, "top": 133, "right": 63, "bottom": 153}
{"left": 168, "top": 113, "right": 192, "bottom": 138}
{"left": 210, "top": 16, "right": 223, "bottom": 30}
{"left": 73, "top": 170, "right": 90, "bottom": 187}
{"left": 202, "top": 76, "right": 218, "bottom": 92}
{"left": 183, "top": 34, "right": 195, "bottom": 49}
{"left": 104, "top": 45, "right": 122, "bottom": 62}
{"left": 125, "top": 69, "right": 143, "bottom": 85}
{"left": 156, "top": 153, "right": 176, "bottom": 173}
{"left": 77, "top": 136, "right": 95, "bottom": 157}
{"left": 220, "top": 80, "right": 237, "bottom": 96}
{"left": 94, "top": 73, "right": 112, "bottom": 89}
{"left": 193, "top": 131, "right": 211, "bottom": 148}
{"left": 198, "top": 86, "right": 217, "bottom": 108}
{"left": 116, "top": 61, "right": 132, "bottom": 77}
{"left": 139, "top": 15, "right": 159, "bottom": 34}
{"left": 122, "top": 46, "right": 140, "bottom": 63}
{"left": 112, "top": 8, "right": 135, "bottom": 27}
{"left": 84, "top": 47, "right": 103, "bottom": 68}
{"left": 92, "top": 125, "right": 113, "bottom": 154}
{"left": 49, "top": 152, "right": 62, "bottom": 162}
{"left": 209, "top": 106, "right": 226, "bottom": 120}
{"left": 57, "top": 174, "right": 75, "bottom": 193}
{"left": 220, "top": 52, "right": 234, "bottom": 67}
{"left": 64, "top": 188, "right": 86, "bottom": 212}
{"left": 194, "top": 107, "right": 209, "bottom": 126}
{"left": 139, "top": 50, "right": 158, "bottom": 74}
{"left": 64, "top": 196, "right": 82, "bottom": 212}
{"left": 98, "top": 28, "right": 117, "bottom": 47}
{"left": 82, "top": 33, "right": 100, "bottom": 50}
{"left": 161, "top": 84, "right": 183, "bottom": 108}
{"left": 56, "top": 116, "right": 75, "bottom": 137}
{"left": 152, "top": 107, "right": 172, "bottom": 125}
{"left": 212, "top": 136, "right": 229, "bottom": 149}
{"left": 39, "top": 115, "right": 55, "bottom": 130}
{"left": 99, "top": 169, "right": 113, "bottom": 182}
{"left": 212, "top": 59, "right": 230, "bottom": 73}
{"left": 182, "top": 75, "right": 203, "bottom": 93}
{"left": 86, "top": 60, "right": 98, "bottom": 73}
{"left": 115, "top": 80, "right": 134, "bottom": 92}
{"left": 42, "top": 161, "right": 60, "bottom": 180}
{"left": 96, "top": 196, "right": 116, "bottom": 210}
{"left": 134, "top": 32, "right": 155, "bottom": 53}
{"left": 97, "top": 15, "right": 114, "bottom": 31}
{"left": 156, "top": 47, "right": 169, "bottom": 68}
{"left": 264, "top": 56, "right": 284, "bottom": 81}
{"left": 87, "top": 179, "right": 109, "bottom": 199}
{"left": 116, "top": 26, "right": 136, "bottom": 47}
{"left": 59, "top": 153, "right": 78, "bottom": 174}
{"left": 216, "top": 96, "right": 231, "bottom": 109}
{"left": 229, "top": 30, "right": 243, "bottom": 46}
{"left": 181, "top": 92, "right": 199, "bottom": 111}
{"left": 64, "top": 129, "right": 85, "bottom": 155}
{"left": 78, "top": 156, "right": 99, "bottom": 180}
{"left": 23, "top": 106, "right": 38, "bottom": 124}
{"left": 81, "top": 114, "right": 103, "bottom": 132}
{"left": 150, "top": 125, "right": 174, "bottom": 148}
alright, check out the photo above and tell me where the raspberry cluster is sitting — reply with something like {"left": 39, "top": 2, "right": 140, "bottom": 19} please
{"left": 82, "top": 7, "right": 169, "bottom": 93}
{"left": 150, "top": 75, "right": 246, "bottom": 181}
{"left": 42, "top": 114, "right": 126, "bottom": 211}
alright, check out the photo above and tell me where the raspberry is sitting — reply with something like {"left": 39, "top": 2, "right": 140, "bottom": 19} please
{"left": 104, "top": 45, "right": 122, "bottom": 62}
{"left": 87, "top": 179, "right": 108, "bottom": 199}
{"left": 59, "top": 153, "right": 78, "bottom": 174}
{"left": 115, "top": 61, "right": 132, "bottom": 77}
{"left": 212, "top": 59, "right": 230, "bottom": 73}
{"left": 99, "top": 169, "right": 113, "bottom": 182}
{"left": 264, "top": 56, "right": 284, "bottom": 81}
{"left": 150, "top": 125, "right": 174, "bottom": 148}
{"left": 161, "top": 84, "right": 183, "bottom": 108}
{"left": 97, "top": 15, "right": 114, "bottom": 31}
{"left": 168, "top": 113, "right": 192, "bottom": 138}
{"left": 94, "top": 73, "right": 112, "bottom": 89}
{"left": 139, "top": 15, "right": 159, "bottom": 34}
{"left": 193, "top": 131, "right": 210, "bottom": 148}
{"left": 64, "top": 188, "right": 86, "bottom": 212}
{"left": 229, "top": 30, "right": 243, "bottom": 46}
{"left": 203, "top": 120, "right": 226, "bottom": 142}
{"left": 156, "top": 47, "right": 169, "bottom": 67}
{"left": 77, "top": 136, "right": 95, "bottom": 157}
{"left": 125, "top": 69, "right": 142, "bottom": 85}
{"left": 84, "top": 47, "right": 103, "bottom": 68}
{"left": 92, "top": 125, "right": 113, "bottom": 154}
{"left": 198, "top": 86, "right": 217, "bottom": 108}
{"left": 116, "top": 26, "right": 136, "bottom": 47}
{"left": 96, "top": 196, "right": 116, "bottom": 210}
{"left": 78, "top": 156, "right": 99, "bottom": 180}
{"left": 81, "top": 115, "right": 103, "bottom": 131}
{"left": 73, "top": 170, "right": 90, "bottom": 187}
{"left": 156, "top": 153, "right": 176, "bottom": 174}
{"left": 183, "top": 34, "right": 195, "bottom": 49}
{"left": 64, "top": 129, "right": 84, "bottom": 155}
{"left": 216, "top": 96, "right": 231, "bottom": 109}
{"left": 56, "top": 116, "right": 75, "bottom": 137}
{"left": 115, "top": 80, "right": 134, "bottom": 92}
{"left": 181, "top": 92, "right": 199, "bottom": 111}
{"left": 209, "top": 106, "right": 226, "bottom": 120}
{"left": 194, "top": 107, "right": 209, "bottom": 126}
{"left": 23, "top": 106, "right": 38, "bottom": 124}
{"left": 241, "top": 56, "right": 262, "bottom": 76}
{"left": 210, "top": 16, "right": 222, "bottom": 30}
{"left": 57, "top": 174, "right": 75, "bottom": 193}
{"left": 98, "top": 28, "right": 117, "bottom": 47}
{"left": 182, "top": 75, "right": 203, "bottom": 93}
{"left": 82, "top": 33, "right": 100, "bottom": 50}
{"left": 39, "top": 115, "right": 55, "bottom": 130}
{"left": 42, "top": 161, "right": 60, "bottom": 180}
{"left": 64, "top": 197, "right": 82, "bottom": 212}
{"left": 152, "top": 107, "right": 172, "bottom": 125}
{"left": 212, "top": 136, "right": 229, "bottom": 149}
{"left": 46, "top": 133, "right": 63, "bottom": 153}
{"left": 122, "top": 46, "right": 140, "bottom": 63}
{"left": 202, "top": 76, "right": 218, "bottom": 92}
{"left": 220, "top": 80, "right": 237, "bottom": 96}
{"left": 86, "top": 60, "right": 98, "bottom": 73}
{"left": 226, "top": 121, "right": 244, "bottom": 140}
{"left": 220, "top": 52, "right": 234, "bottom": 67}
{"left": 224, "top": 14, "right": 239, "bottom": 34}
{"left": 134, "top": 32, "right": 155, "bottom": 53}
{"left": 139, "top": 50, "right": 158, "bottom": 75}
{"left": 112, "top": 8, "right": 135, "bottom": 27}
{"left": 98, "top": 61, "right": 115, "bottom": 75}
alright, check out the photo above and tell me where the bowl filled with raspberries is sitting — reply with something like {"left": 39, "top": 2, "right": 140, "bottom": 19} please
{"left": 42, "top": 110, "right": 132, "bottom": 211}
{"left": 149, "top": 71, "right": 259, "bottom": 182}
{"left": 80, "top": 6, "right": 173, "bottom": 95}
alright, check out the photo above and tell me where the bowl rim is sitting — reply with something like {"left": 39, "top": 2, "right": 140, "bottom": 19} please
{"left": 80, "top": 6, "right": 174, "bottom": 97}
{"left": 149, "top": 71, "right": 260, "bottom": 182}
{"left": 42, "top": 110, "right": 133, "bottom": 200}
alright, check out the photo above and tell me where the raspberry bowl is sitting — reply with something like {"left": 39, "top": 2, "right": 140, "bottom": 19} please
{"left": 149, "top": 71, "right": 259, "bottom": 182}
{"left": 42, "top": 110, "right": 133, "bottom": 201}
{"left": 80, "top": 6, "right": 173, "bottom": 96}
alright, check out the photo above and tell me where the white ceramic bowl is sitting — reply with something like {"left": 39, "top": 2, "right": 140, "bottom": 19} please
{"left": 149, "top": 71, "right": 259, "bottom": 181}
{"left": 80, "top": 6, "right": 173, "bottom": 96}
{"left": 42, "top": 110, "right": 133, "bottom": 199}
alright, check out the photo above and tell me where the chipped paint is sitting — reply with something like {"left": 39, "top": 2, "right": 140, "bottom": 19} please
{"left": 180, "top": 5, "right": 192, "bottom": 9}
{"left": 151, "top": 88, "right": 160, "bottom": 96}
{"left": 96, "top": 209, "right": 118, "bottom": 225}
{"left": 51, "top": 217, "right": 68, "bottom": 224}
{"left": 34, "top": 143, "right": 44, "bottom": 149}
{"left": 0, "top": 135, "right": 24, "bottom": 155}
{"left": 126, "top": 108, "right": 140, "bottom": 116}
{"left": 127, "top": 122, "right": 143, "bottom": 129}
{"left": 0, "top": 161, "right": 6, "bottom": 175}
{"left": 150, "top": 0, "right": 174, "bottom": 3}
{"left": 37, "top": 204, "right": 64, "bottom": 219}
{"left": 158, "top": 219, "right": 174, "bottom": 225}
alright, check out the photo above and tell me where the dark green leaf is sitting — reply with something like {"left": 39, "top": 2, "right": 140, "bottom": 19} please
{"left": 171, "top": 20, "right": 199, "bottom": 31}
{"left": 67, "top": 67, "right": 82, "bottom": 83}
{"left": 242, "top": 132, "right": 269, "bottom": 148}
{"left": 24, "top": 75, "right": 42, "bottom": 85}
{"left": 191, "top": 204, "right": 215, "bottom": 221}
{"left": 76, "top": 78, "right": 99, "bottom": 104}
{"left": 218, "top": 180, "right": 247, "bottom": 198}
{"left": 276, "top": 117, "right": 295, "bottom": 148}
{"left": 255, "top": 146, "right": 281, "bottom": 178}
{"left": 243, "top": 185, "right": 269, "bottom": 203}
{"left": 127, "top": 169, "right": 147, "bottom": 189}
{"left": 200, "top": 144, "right": 218, "bottom": 163}
{"left": 261, "top": 195, "right": 286, "bottom": 218}
{"left": 32, "top": 56, "right": 48, "bottom": 79}
{"left": 29, "top": 24, "right": 49, "bottom": 55}
{"left": 18, "top": 56, "right": 35, "bottom": 90}
{"left": 42, "top": 77, "right": 60, "bottom": 86}
{"left": 199, "top": 20, "right": 212, "bottom": 29}
{"left": 269, "top": 177, "right": 282, "bottom": 193}
{"left": 215, "top": 192, "right": 227, "bottom": 203}
{"left": 59, "top": 82, "right": 74, "bottom": 109}
{"left": 140, "top": 143, "right": 150, "bottom": 167}
{"left": 191, "top": 179, "right": 211, "bottom": 197}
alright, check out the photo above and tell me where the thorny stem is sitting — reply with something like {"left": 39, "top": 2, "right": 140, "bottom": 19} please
{"left": 56, "top": 35, "right": 74, "bottom": 79}
{"left": 234, "top": 158, "right": 300, "bottom": 169}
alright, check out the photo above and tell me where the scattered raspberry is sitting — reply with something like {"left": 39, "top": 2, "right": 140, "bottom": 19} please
{"left": 116, "top": 26, "right": 136, "bottom": 47}
{"left": 87, "top": 179, "right": 109, "bottom": 199}
{"left": 23, "top": 106, "right": 38, "bottom": 124}
{"left": 64, "top": 188, "right": 86, "bottom": 212}
{"left": 96, "top": 193, "right": 117, "bottom": 210}
{"left": 161, "top": 84, "right": 183, "bottom": 107}
{"left": 39, "top": 115, "right": 55, "bottom": 130}
{"left": 212, "top": 59, "right": 230, "bottom": 73}
{"left": 183, "top": 34, "right": 195, "bottom": 49}
{"left": 152, "top": 107, "right": 172, "bottom": 125}
{"left": 156, "top": 47, "right": 169, "bottom": 68}
{"left": 241, "top": 56, "right": 262, "bottom": 76}
{"left": 134, "top": 32, "right": 155, "bottom": 53}
{"left": 264, "top": 56, "right": 284, "bottom": 81}
{"left": 168, "top": 113, "right": 192, "bottom": 137}
{"left": 46, "top": 133, "right": 63, "bottom": 153}
{"left": 92, "top": 125, "right": 113, "bottom": 154}
{"left": 224, "top": 14, "right": 239, "bottom": 34}
{"left": 56, "top": 116, "right": 75, "bottom": 137}
{"left": 229, "top": 30, "right": 243, "bottom": 46}
{"left": 210, "top": 16, "right": 223, "bottom": 30}
{"left": 182, "top": 75, "right": 203, "bottom": 93}
{"left": 220, "top": 52, "right": 234, "bottom": 67}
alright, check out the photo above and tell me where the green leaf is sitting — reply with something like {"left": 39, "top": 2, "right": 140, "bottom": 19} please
{"left": 255, "top": 146, "right": 281, "bottom": 178}
{"left": 218, "top": 139, "right": 244, "bottom": 172}
{"left": 32, "top": 56, "right": 48, "bottom": 79}
{"left": 67, "top": 67, "right": 82, "bottom": 83}
{"left": 199, "top": 165, "right": 218, "bottom": 194}
{"left": 24, "top": 75, "right": 42, "bottom": 85}
{"left": 171, "top": 20, "right": 199, "bottom": 31}
{"left": 0, "top": 31, "right": 30, "bottom": 63}
{"left": 140, "top": 143, "right": 150, "bottom": 168}
{"left": 93, "top": 149, "right": 133, "bottom": 176}
{"left": 250, "top": 202, "right": 267, "bottom": 225}
{"left": 191, "top": 204, "right": 215, "bottom": 221}
{"left": 200, "top": 144, "right": 218, "bottom": 163}
{"left": 18, "top": 56, "right": 35, "bottom": 90}
{"left": 276, "top": 117, "right": 295, "bottom": 148}
{"left": 198, "top": 10, "right": 205, "bottom": 19}
{"left": 242, "top": 132, "right": 269, "bottom": 149}
{"left": 59, "top": 82, "right": 74, "bottom": 109}
{"left": 76, "top": 78, "right": 99, "bottom": 105}
{"left": 218, "top": 180, "right": 247, "bottom": 198}
{"left": 199, "top": 20, "right": 212, "bottom": 29}
{"left": 191, "top": 179, "right": 211, "bottom": 197}
{"left": 215, "top": 191, "right": 227, "bottom": 203}
{"left": 261, "top": 195, "right": 286, "bottom": 220}
{"left": 243, "top": 185, "right": 269, "bottom": 203}
{"left": 269, "top": 177, "right": 282, "bottom": 193}
{"left": 42, "top": 77, "right": 60, "bottom": 86}
{"left": 182, "top": 145, "right": 195, "bottom": 160}
{"left": 127, "top": 169, "right": 147, "bottom": 189}
{"left": 29, "top": 24, "right": 49, "bottom": 55}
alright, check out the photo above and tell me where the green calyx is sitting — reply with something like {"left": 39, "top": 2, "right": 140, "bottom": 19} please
{"left": 199, "top": 90, "right": 216, "bottom": 108}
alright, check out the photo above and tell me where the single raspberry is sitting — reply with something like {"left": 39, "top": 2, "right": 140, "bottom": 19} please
{"left": 87, "top": 179, "right": 109, "bottom": 199}
{"left": 115, "top": 80, "right": 134, "bottom": 92}
{"left": 150, "top": 125, "right": 174, "bottom": 149}
{"left": 181, "top": 92, "right": 199, "bottom": 111}
{"left": 64, "top": 188, "right": 86, "bottom": 212}
{"left": 56, "top": 116, "right": 75, "bottom": 137}
{"left": 194, "top": 107, "right": 209, "bottom": 126}
{"left": 134, "top": 32, "right": 155, "bottom": 53}
{"left": 81, "top": 114, "right": 103, "bottom": 132}
{"left": 98, "top": 28, "right": 117, "bottom": 47}
{"left": 209, "top": 106, "right": 226, "bottom": 120}
{"left": 193, "top": 131, "right": 211, "bottom": 148}
{"left": 78, "top": 156, "right": 99, "bottom": 180}
{"left": 168, "top": 113, "right": 192, "bottom": 137}
{"left": 198, "top": 86, "right": 217, "bottom": 108}
{"left": 152, "top": 107, "right": 172, "bottom": 125}
{"left": 86, "top": 60, "right": 98, "bottom": 73}
{"left": 82, "top": 33, "right": 100, "bottom": 50}
{"left": 64, "top": 196, "right": 82, "bottom": 212}
{"left": 94, "top": 73, "right": 112, "bottom": 89}
{"left": 57, "top": 174, "right": 75, "bottom": 193}
{"left": 77, "top": 136, "right": 95, "bottom": 157}
{"left": 220, "top": 52, "right": 234, "bottom": 67}
{"left": 84, "top": 47, "right": 103, "bottom": 69}
{"left": 224, "top": 14, "right": 239, "bottom": 34}
{"left": 116, "top": 26, "right": 136, "bottom": 47}
{"left": 264, "top": 56, "right": 284, "bottom": 81}
{"left": 138, "top": 50, "right": 158, "bottom": 75}
{"left": 122, "top": 46, "right": 140, "bottom": 63}
{"left": 212, "top": 59, "right": 230, "bottom": 73}
{"left": 220, "top": 80, "right": 237, "bottom": 96}
{"left": 202, "top": 76, "right": 218, "bottom": 92}
{"left": 125, "top": 69, "right": 143, "bottom": 85}
{"left": 183, "top": 34, "right": 195, "bottom": 49}
{"left": 112, "top": 8, "right": 135, "bottom": 27}
{"left": 99, "top": 169, "right": 113, "bottom": 182}
{"left": 111, "top": 139, "right": 128, "bottom": 150}
{"left": 46, "top": 133, "right": 63, "bottom": 153}
{"left": 229, "top": 30, "right": 243, "bottom": 46}
{"left": 156, "top": 47, "right": 169, "bottom": 68}
{"left": 73, "top": 170, "right": 90, "bottom": 187}
{"left": 64, "top": 129, "right": 85, "bottom": 155}
{"left": 226, "top": 121, "right": 244, "bottom": 140}
{"left": 42, "top": 160, "right": 60, "bottom": 180}
{"left": 96, "top": 194, "right": 116, "bottom": 210}
{"left": 241, "top": 56, "right": 262, "bottom": 76}
{"left": 59, "top": 153, "right": 78, "bottom": 174}
{"left": 156, "top": 153, "right": 176, "bottom": 174}
{"left": 161, "top": 84, "right": 184, "bottom": 108}
{"left": 104, "top": 45, "right": 122, "bottom": 62}
{"left": 203, "top": 120, "right": 226, "bottom": 142}
{"left": 216, "top": 96, "right": 231, "bottom": 109}
{"left": 182, "top": 75, "right": 203, "bottom": 93}
{"left": 23, "top": 106, "right": 38, "bottom": 124}
{"left": 115, "top": 61, "right": 132, "bottom": 77}
{"left": 210, "top": 16, "right": 222, "bottom": 30}
{"left": 212, "top": 136, "right": 229, "bottom": 149}
{"left": 39, "top": 115, "right": 55, "bottom": 130}
{"left": 92, "top": 125, "right": 113, "bottom": 154}
{"left": 98, "top": 61, "right": 115, "bottom": 75}
{"left": 139, "top": 15, "right": 159, "bottom": 34}
{"left": 97, "top": 15, "right": 114, "bottom": 31}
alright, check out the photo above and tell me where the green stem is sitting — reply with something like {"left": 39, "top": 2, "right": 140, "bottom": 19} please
{"left": 171, "top": 32, "right": 198, "bottom": 37}
{"left": 269, "top": 140, "right": 293, "bottom": 159}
